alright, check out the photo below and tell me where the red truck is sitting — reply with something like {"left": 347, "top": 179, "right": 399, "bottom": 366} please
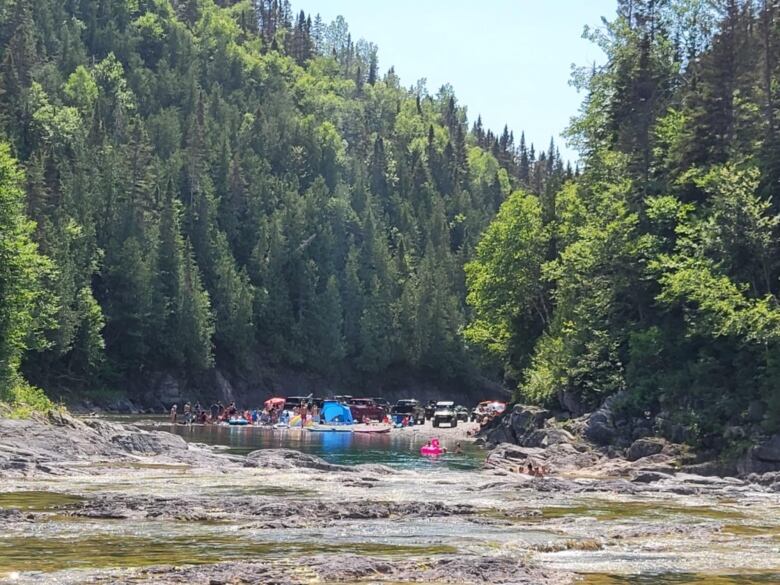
{"left": 348, "top": 398, "right": 387, "bottom": 422}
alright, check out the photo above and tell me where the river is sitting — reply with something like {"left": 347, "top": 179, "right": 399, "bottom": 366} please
{"left": 1, "top": 416, "right": 779, "bottom": 584}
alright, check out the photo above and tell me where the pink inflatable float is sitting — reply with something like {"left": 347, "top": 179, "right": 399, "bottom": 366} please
{"left": 420, "top": 438, "right": 445, "bottom": 456}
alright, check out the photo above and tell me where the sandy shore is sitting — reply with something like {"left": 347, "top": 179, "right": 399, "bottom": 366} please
{"left": 394, "top": 418, "right": 482, "bottom": 441}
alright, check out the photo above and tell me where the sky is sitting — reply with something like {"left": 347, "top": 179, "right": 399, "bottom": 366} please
{"left": 296, "top": 0, "right": 617, "bottom": 162}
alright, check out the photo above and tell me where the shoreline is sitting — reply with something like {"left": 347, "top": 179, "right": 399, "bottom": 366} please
{"left": 0, "top": 413, "right": 779, "bottom": 584}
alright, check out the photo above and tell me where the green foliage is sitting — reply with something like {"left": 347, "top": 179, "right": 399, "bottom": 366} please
{"left": 0, "top": 142, "right": 54, "bottom": 410}
{"left": 467, "top": 1, "right": 780, "bottom": 448}
{"left": 4, "top": 0, "right": 567, "bottom": 400}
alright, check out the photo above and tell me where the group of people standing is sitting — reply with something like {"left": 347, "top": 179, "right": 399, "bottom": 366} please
{"left": 169, "top": 401, "right": 239, "bottom": 424}
{"left": 167, "top": 401, "right": 322, "bottom": 426}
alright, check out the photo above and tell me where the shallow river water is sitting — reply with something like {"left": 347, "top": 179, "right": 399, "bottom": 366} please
{"left": 1, "top": 417, "right": 780, "bottom": 584}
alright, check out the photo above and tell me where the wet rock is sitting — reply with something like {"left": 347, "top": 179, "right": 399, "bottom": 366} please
{"left": 109, "top": 429, "right": 189, "bottom": 455}
{"left": 632, "top": 470, "right": 674, "bottom": 483}
{"left": 627, "top": 437, "right": 666, "bottom": 461}
{"left": 67, "top": 492, "right": 475, "bottom": 525}
{"left": 0, "top": 412, "right": 230, "bottom": 478}
{"left": 43, "top": 555, "right": 571, "bottom": 585}
{"left": 485, "top": 442, "right": 601, "bottom": 476}
{"left": 244, "top": 449, "right": 351, "bottom": 472}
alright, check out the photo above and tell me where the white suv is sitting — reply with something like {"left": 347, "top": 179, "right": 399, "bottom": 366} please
{"left": 432, "top": 401, "right": 457, "bottom": 428}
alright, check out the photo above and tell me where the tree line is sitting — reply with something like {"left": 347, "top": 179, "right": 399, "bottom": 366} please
{"left": 466, "top": 0, "right": 780, "bottom": 450}
{"left": 0, "top": 0, "right": 566, "bottom": 408}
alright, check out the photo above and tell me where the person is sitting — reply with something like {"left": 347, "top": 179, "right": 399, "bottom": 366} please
{"left": 169, "top": 403, "right": 178, "bottom": 424}
{"left": 183, "top": 402, "right": 192, "bottom": 425}
{"left": 454, "top": 442, "right": 463, "bottom": 455}
{"left": 210, "top": 402, "right": 219, "bottom": 422}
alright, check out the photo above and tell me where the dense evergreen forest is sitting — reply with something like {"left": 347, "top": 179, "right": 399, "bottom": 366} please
{"left": 0, "top": 0, "right": 568, "bottom": 410}
{"left": 466, "top": 0, "right": 780, "bottom": 448}
{"left": 4, "top": 0, "right": 775, "bottom": 453}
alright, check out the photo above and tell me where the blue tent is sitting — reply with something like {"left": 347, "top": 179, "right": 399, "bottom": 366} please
{"left": 321, "top": 400, "right": 353, "bottom": 424}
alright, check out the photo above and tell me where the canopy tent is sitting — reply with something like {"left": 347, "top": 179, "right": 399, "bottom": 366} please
{"left": 321, "top": 400, "right": 353, "bottom": 424}
{"left": 264, "top": 397, "right": 285, "bottom": 410}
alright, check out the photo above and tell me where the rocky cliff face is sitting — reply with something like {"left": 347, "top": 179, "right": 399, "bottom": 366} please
{"left": 480, "top": 402, "right": 780, "bottom": 479}
{"left": 64, "top": 363, "right": 507, "bottom": 414}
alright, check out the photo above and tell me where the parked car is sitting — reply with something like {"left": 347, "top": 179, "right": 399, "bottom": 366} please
{"left": 432, "top": 401, "right": 457, "bottom": 428}
{"left": 348, "top": 398, "right": 386, "bottom": 421}
{"left": 424, "top": 400, "right": 438, "bottom": 420}
{"left": 454, "top": 405, "right": 469, "bottom": 422}
{"left": 284, "top": 396, "right": 309, "bottom": 411}
{"left": 390, "top": 399, "right": 425, "bottom": 425}
{"left": 372, "top": 397, "right": 391, "bottom": 411}
{"left": 334, "top": 395, "right": 353, "bottom": 404}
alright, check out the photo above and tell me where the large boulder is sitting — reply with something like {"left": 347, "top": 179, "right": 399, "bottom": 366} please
{"left": 754, "top": 434, "right": 780, "bottom": 463}
{"left": 523, "top": 428, "right": 575, "bottom": 448}
{"left": 482, "top": 404, "right": 551, "bottom": 446}
{"left": 244, "top": 449, "right": 351, "bottom": 472}
{"left": 627, "top": 437, "right": 666, "bottom": 461}
{"left": 584, "top": 407, "right": 616, "bottom": 446}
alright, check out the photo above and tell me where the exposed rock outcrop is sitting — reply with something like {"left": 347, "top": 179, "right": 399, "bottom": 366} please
{"left": 0, "top": 411, "right": 234, "bottom": 477}
{"left": 627, "top": 437, "right": 666, "bottom": 461}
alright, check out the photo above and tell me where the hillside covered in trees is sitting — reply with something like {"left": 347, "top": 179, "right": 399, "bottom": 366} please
{"left": 466, "top": 0, "right": 780, "bottom": 450}
{"left": 0, "top": 0, "right": 569, "bottom": 408}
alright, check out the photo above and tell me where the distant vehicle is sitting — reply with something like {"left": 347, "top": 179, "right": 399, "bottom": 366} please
{"left": 454, "top": 405, "right": 469, "bottom": 422}
{"left": 372, "top": 397, "right": 391, "bottom": 410}
{"left": 433, "top": 401, "right": 457, "bottom": 428}
{"left": 471, "top": 400, "right": 507, "bottom": 424}
{"left": 348, "top": 398, "right": 386, "bottom": 421}
{"left": 284, "top": 396, "right": 309, "bottom": 410}
{"left": 390, "top": 399, "right": 425, "bottom": 425}
{"left": 334, "top": 395, "right": 353, "bottom": 404}
{"left": 424, "top": 400, "right": 438, "bottom": 420}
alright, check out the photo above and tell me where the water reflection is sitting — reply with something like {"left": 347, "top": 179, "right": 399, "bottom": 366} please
{"left": 133, "top": 419, "right": 483, "bottom": 470}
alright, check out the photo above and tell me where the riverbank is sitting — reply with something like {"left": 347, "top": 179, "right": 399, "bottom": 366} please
{"left": 1, "top": 413, "right": 780, "bottom": 584}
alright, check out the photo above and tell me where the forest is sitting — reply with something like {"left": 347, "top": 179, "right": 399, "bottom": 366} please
{"left": 466, "top": 0, "right": 780, "bottom": 448}
{"left": 0, "top": 0, "right": 567, "bottom": 412}
{"left": 2, "top": 0, "right": 778, "bottom": 452}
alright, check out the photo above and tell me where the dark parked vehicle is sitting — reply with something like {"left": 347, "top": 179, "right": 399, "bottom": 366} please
{"left": 373, "top": 397, "right": 391, "bottom": 411}
{"left": 284, "top": 396, "right": 309, "bottom": 410}
{"left": 432, "top": 401, "right": 457, "bottom": 428}
{"left": 348, "top": 398, "right": 387, "bottom": 421}
{"left": 424, "top": 400, "right": 438, "bottom": 420}
{"left": 390, "top": 399, "right": 425, "bottom": 424}
{"left": 454, "top": 405, "right": 469, "bottom": 422}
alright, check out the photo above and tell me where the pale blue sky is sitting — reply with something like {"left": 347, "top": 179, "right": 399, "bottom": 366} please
{"left": 297, "top": 0, "right": 617, "bottom": 162}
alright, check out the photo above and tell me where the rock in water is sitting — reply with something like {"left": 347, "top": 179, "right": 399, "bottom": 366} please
{"left": 244, "top": 449, "right": 351, "bottom": 472}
